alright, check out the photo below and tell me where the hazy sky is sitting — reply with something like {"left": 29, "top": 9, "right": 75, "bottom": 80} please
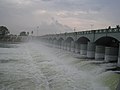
{"left": 0, "top": 0, "right": 120, "bottom": 35}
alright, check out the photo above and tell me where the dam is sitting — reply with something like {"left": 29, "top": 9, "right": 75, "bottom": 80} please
{"left": 0, "top": 26, "right": 120, "bottom": 90}
{"left": 40, "top": 26, "right": 120, "bottom": 67}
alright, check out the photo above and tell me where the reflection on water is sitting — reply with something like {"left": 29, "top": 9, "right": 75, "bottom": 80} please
{"left": 0, "top": 42, "right": 119, "bottom": 90}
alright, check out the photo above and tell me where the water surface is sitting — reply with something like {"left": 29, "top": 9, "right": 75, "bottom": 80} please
{"left": 0, "top": 42, "right": 119, "bottom": 90}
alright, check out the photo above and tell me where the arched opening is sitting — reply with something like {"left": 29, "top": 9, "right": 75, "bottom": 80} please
{"left": 49, "top": 38, "right": 52, "bottom": 44}
{"left": 95, "top": 36, "right": 119, "bottom": 48}
{"left": 76, "top": 37, "right": 90, "bottom": 44}
{"left": 95, "top": 36, "right": 119, "bottom": 62}
{"left": 65, "top": 37, "right": 74, "bottom": 51}
{"left": 65, "top": 37, "right": 74, "bottom": 42}
{"left": 75, "top": 37, "right": 90, "bottom": 54}
{"left": 52, "top": 38, "right": 58, "bottom": 46}
{"left": 58, "top": 38, "right": 64, "bottom": 49}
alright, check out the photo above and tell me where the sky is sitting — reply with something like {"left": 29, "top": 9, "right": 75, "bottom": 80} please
{"left": 0, "top": 0, "right": 120, "bottom": 35}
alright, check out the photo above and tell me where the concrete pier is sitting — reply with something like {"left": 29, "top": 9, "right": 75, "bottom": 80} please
{"left": 66, "top": 43, "right": 71, "bottom": 51}
{"left": 75, "top": 43, "right": 80, "bottom": 53}
{"left": 61, "top": 41, "right": 64, "bottom": 49}
{"left": 63, "top": 43, "right": 67, "bottom": 50}
{"left": 87, "top": 42, "right": 95, "bottom": 59}
{"left": 105, "top": 47, "right": 118, "bottom": 62}
{"left": 95, "top": 46, "right": 105, "bottom": 60}
{"left": 80, "top": 44, "right": 87, "bottom": 57}
{"left": 117, "top": 44, "right": 120, "bottom": 67}
{"left": 71, "top": 41, "right": 75, "bottom": 52}
{"left": 56, "top": 42, "right": 59, "bottom": 48}
{"left": 53, "top": 41, "right": 56, "bottom": 48}
{"left": 66, "top": 43, "right": 69, "bottom": 51}
{"left": 62, "top": 43, "right": 64, "bottom": 50}
{"left": 58, "top": 42, "right": 61, "bottom": 49}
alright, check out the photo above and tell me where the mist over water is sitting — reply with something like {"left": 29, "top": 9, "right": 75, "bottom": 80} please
{"left": 0, "top": 41, "right": 119, "bottom": 90}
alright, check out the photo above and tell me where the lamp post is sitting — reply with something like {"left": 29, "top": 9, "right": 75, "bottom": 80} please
{"left": 74, "top": 27, "right": 76, "bottom": 32}
{"left": 91, "top": 24, "right": 94, "bottom": 30}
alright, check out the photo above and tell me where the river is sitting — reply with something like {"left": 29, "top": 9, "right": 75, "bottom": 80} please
{"left": 0, "top": 42, "right": 119, "bottom": 90}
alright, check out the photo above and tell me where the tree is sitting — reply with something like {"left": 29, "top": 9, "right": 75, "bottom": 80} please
{"left": 19, "top": 31, "right": 27, "bottom": 36}
{"left": 0, "top": 26, "right": 10, "bottom": 36}
{"left": 27, "top": 32, "right": 29, "bottom": 35}
{"left": 31, "top": 31, "right": 33, "bottom": 35}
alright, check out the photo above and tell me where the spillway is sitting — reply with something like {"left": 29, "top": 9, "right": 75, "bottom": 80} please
{"left": 0, "top": 42, "right": 119, "bottom": 90}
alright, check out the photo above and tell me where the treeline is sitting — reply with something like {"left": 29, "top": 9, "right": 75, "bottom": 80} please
{"left": 0, "top": 26, "right": 32, "bottom": 43}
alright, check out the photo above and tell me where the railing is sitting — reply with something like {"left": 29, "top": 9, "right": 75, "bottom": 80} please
{"left": 42, "top": 27, "right": 120, "bottom": 38}
{"left": 68, "top": 28, "right": 120, "bottom": 35}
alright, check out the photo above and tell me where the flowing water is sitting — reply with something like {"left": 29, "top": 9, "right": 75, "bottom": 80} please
{"left": 0, "top": 42, "right": 119, "bottom": 90}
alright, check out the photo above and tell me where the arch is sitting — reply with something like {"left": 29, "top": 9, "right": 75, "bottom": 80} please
{"left": 76, "top": 37, "right": 90, "bottom": 44}
{"left": 53, "top": 37, "right": 57, "bottom": 41}
{"left": 49, "top": 38, "right": 52, "bottom": 40}
{"left": 95, "top": 36, "right": 119, "bottom": 47}
{"left": 48, "top": 38, "right": 52, "bottom": 43}
{"left": 58, "top": 37, "right": 64, "bottom": 42}
{"left": 52, "top": 38, "right": 58, "bottom": 45}
{"left": 65, "top": 37, "right": 74, "bottom": 51}
{"left": 65, "top": 37, "right": 74, "bottom": 42}
{"left": 57, "top": 37, "right": 64, "bottom": 45}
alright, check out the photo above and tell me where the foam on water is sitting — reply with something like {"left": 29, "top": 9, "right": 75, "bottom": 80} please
{"left": 0, "top": 42, "right": 119, "bottom": 90}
